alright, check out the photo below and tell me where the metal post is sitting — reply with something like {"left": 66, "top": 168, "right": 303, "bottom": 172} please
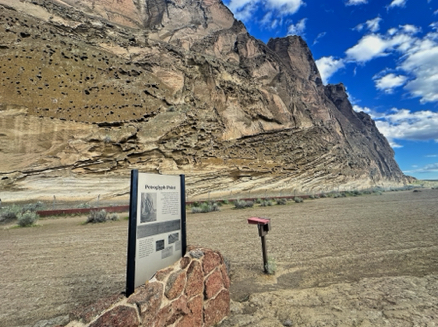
{"left": 258, "top": 225, "right": 268, "bottom": 273}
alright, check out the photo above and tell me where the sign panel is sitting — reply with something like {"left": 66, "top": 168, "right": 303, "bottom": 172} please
{"left": 126, "top": 170, "right": 186, "bottom": 296}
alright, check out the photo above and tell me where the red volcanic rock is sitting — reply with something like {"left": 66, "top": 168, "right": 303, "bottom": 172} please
{"left": 185, "top": 260, "right": 204, "bottom": 299}
{"left": 203, "top": 289, "right": 230, "bottom": 327}
{"left": 70, "top": 293, "right": 124, "bottom": 324}
{"left": 175, "top": 294, "right": 203, "bottom": 327}
{"left": 88, "top": 305, "right": 139, "bottom": 327}
{"left": 203, "top": 250, "right": 222, "bottom": 275}
{"left": 155, "top": 267, "right": 174, "bottom": 282}
{"left": 155, "top": 296, "right": 190, "bottom": 327}
{"left": 204, "top": 268, "right": 224, "bottom": 299}
{"left": 127, "top": 282, "right": 163, "bottom": 325}
{"left": 220, "top": 263, "right": 231, "bottom": 289}
{"left": 180, "top": 256, "right": 191, "bottom": 269}
{"left": 165, "top": 269, "right": 187, "bottom": 300}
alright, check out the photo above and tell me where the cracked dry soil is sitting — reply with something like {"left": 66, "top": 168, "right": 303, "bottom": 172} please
{"left": 1, "top": 190, "right": 438, "bottom": 326}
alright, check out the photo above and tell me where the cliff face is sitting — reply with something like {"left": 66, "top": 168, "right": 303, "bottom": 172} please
{"left": 0, "top": 0, "right": 409, "bottom": 199}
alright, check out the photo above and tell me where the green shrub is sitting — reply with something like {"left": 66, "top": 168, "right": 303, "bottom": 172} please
{"left": 108, "top": 213, "right": 119, "bottom": 221}
{"left": 234, "top": 200, "right": 254, "bottom": 209}
{"left": 17, "top": 210, "right": 39, "bottom": 227}
{"left": 309, "top": 195, "right": 315, "bottom": 199}
{"left": 276, "top": 198, "right": 287, "bottom": 205}
{"left": 86, "top": 210, "right": 108, "bottom": 223}
{"left": 260, "top": 200, "right": 273, "bottom": 207}
{"left": 319, "top": 193, "right": 327, "bottom": 198}
{"left": 265, "top": 257, "right": 277, "bottom": 275}
{"left": 222, "top": 200, "right": 230, "bottom": 205}
{"left": 22, "top": 201, "right": 44, "bottom": 212}
{"left": 191, "top": 207, "right": 203, "bottom": 213}
{"left": 0, "top": 205, "right": 22, "bottom": 223}
{"left": 191, "top": 202, "right": 220, "bottom": 214}
{"left": 293, "top": 197, "right": 303, "bottom": 203}
{"left": 77, "top": 202, "right": 91, "bottom": 208}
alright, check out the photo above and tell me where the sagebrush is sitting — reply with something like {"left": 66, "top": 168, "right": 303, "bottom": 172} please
{"left": 0, "top": 205, "right": 22, "bottom": 223}
{"left": 260, "top": 199, "right": 273, "bottom": 207}
{"left": 17, "top": 211, "right": 39, "bottom": 227}
{"left": 265, "top": 257, "right": 277, "bottom": 275}
{"left": 234, "top": 200, "right": 254, "bottom": 209}
{"left": 191, "top": 202, "right": 220, "bottom": 214}
{"left": 276, "top": 198, "right": 287, "bottom": 205}
{"left": 0, "top": 202, "right": 43, "bottom": 224}
{"left": 86, "top": 210, "right": 119, "bottom": 223}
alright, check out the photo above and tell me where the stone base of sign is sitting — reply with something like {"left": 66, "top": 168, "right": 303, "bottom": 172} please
{"left": 64, "top": 247, "right": 230, "bottom": 327}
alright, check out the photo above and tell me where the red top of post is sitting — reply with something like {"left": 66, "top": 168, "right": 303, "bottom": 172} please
{"left": 247, "top": 217, "right": 270, "bottom": 225}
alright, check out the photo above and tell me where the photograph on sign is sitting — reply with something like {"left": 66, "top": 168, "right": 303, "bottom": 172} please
{"left": 140, "top": 193, "right": 157, "bottom": 223}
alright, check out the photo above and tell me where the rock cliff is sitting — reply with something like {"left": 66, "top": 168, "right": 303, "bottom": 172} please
{"left": 0, "top": 0, "right": 409, "bottom": 200}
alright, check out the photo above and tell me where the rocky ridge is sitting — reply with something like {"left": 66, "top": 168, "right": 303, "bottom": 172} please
{"left": 0, "top": 0, "right": 410, "bottom": 200}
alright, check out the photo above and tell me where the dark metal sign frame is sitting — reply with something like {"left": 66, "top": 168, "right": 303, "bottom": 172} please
{"left": 126, "top": 170, "right": 186, "bottom": 297}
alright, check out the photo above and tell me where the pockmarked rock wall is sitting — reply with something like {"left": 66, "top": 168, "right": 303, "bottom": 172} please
{"left": 65, "top": 248, "right": 230, "bottom": 327}
{"left": 0, "top": 0, "right": 413, "bottom": 201}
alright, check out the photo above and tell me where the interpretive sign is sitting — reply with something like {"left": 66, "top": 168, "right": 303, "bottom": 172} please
{"left": 126, "top": 170, "right": 186, "bottom": 296}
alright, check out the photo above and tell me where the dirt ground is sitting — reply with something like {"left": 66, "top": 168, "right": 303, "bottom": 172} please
{"left": 1, "top": 190, "right": 438, "bottom": 327}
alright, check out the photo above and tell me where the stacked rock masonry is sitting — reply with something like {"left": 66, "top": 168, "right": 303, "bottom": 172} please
{"left": 66, "top": 247, "right": 230, "bottom": 327}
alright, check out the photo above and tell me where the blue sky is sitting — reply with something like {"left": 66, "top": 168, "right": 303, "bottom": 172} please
{"left": 222, "top": 0, "right": 438, "bottom": 180}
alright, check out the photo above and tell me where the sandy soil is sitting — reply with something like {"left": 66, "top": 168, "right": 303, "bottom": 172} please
{"left": 1, "top": 190, "right": 437, "bottom": 326}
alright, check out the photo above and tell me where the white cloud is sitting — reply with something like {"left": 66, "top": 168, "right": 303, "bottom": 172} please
{"left": 315, "top": 56, "right": 345, "bottom": 84}
{"left": 422, "top": 163, "right": 438, "bottom": 171}
{"left": 403, "top": 162, "right": 438, "bottom": 176}
{"left": 355, "top": 17, "right": 382, "bottom": 33}
{"left": 401, "top": 39, "right": 438, "bottom": 103}
{"left": 388, "top": 0, "right": 408, "bottom": 9}
{"left": 345, "top": 24, "right": 438, "bottom": 103}
{"left": 227, "top": 0, "right": 304, "bottom": 22}
{"left": 228, "top": 0, "right": 257, "bottom": 21}
{"left": 287, "top": 18, "right": 307, "bottom": 36}
{"left": 353, "top": 105, "right": 438, "bottom": 148}
{"left": 352, "top": 105, "right": 389, "bottom": 120}
{"left": 353, "top": 105, "right": 375, "bottom": 116}
{"left": 388, "top": 28, "right": 398, "bottom": 35}
{"left": 374, "top": 73, "right": 408, "bottom": 93}
{"left": 401, "top": 24, "right": 421, "bottom": 34}
{"left": 425, "top": 154, "right": 438, "bottom": 158}
{"left": 260, "top": 12, "right": 282, "bottom": 29}
{"left": 374, "top": 108, "right": 438, "bottom": 147}
{"left": 313, "top": 32, "right": 326, "bottom": 45}
{"left": 267, "top": 0, "right": 304, "bottom": 14}
{"left": 345, "top": 31, "right": 415, "bottom": 63}
{"left": 345, "top": 34, "right": 390, "bottom": 62}
{"left": 346, "top": 0, "right": 368, "bottom": 5}
{"left": 260, "top": 11, "right": 273, "bottom": 26}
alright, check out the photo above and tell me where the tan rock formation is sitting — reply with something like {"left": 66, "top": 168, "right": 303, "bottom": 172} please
{"left": 0, "top": 0, "right": 411, "bottom": 201}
